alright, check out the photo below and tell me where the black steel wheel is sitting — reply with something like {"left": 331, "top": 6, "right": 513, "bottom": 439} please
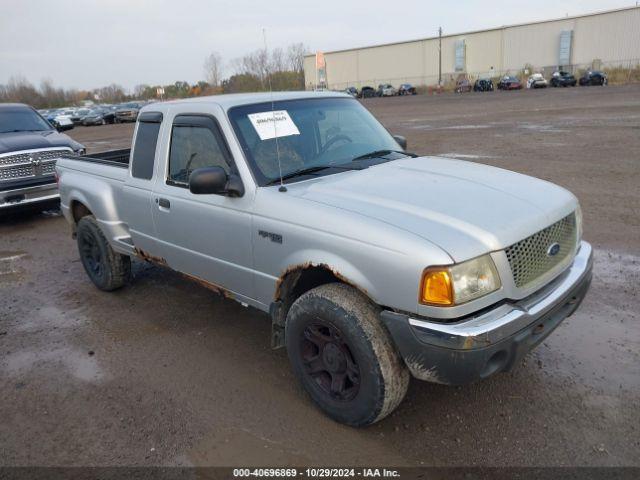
{"left": 79, "top": 227, "right": 104, "bottom": 279}
{"left": 76, "top": 216, "right": 131, "bottom": 291}
{"left": 286, "top": 283, "right": 409, "bottom": 426}
{"left": 301, "top": 321, "right": 361, "bottom": 401}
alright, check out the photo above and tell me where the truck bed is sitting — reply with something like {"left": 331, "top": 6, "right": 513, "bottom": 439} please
{"left": 61, "top": 149, "right": 130, "bottom": 168}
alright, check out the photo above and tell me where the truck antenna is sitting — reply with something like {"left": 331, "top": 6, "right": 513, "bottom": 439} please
{"left": 263, "top": 27, "right": 286, "bottom": 192}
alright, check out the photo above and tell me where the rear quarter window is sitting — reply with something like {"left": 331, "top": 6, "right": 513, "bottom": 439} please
{"left": 131, "top": 114, "right": 162, "bottom": 180}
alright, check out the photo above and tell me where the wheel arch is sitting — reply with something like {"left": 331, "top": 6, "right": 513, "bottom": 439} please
{"left": 269, "top": 260, "right": 378, "bottom": 349}
{"left": 70, "top": 198, "right": 93, "bottom": 224}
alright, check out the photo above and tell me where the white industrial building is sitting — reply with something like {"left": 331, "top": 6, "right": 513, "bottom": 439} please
{"left": 303, "top": 6, "right": 640, "bottom": 90}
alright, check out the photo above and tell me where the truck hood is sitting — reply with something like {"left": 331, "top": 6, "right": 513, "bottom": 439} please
{"left": 0, "top": 130, "right": 83, "bottom": 155}
{"left": 288, "top": 156, "right": 577, "bottom": 261}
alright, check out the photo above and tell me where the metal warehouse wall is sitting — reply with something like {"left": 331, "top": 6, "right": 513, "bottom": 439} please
{"left": 304, "top": 6, "right": 640, "bottom": 89}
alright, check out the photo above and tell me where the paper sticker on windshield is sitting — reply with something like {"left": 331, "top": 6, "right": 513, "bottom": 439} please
{"left": 248, "top": 110, "right": 300, "bottom": 141}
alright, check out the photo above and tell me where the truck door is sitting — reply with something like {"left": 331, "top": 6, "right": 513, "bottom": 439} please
{"left": 151, "top": 113, "right": 254, "bottom": 298}
{"left": 119, "top": 112, "right": 164, "bottom": 257}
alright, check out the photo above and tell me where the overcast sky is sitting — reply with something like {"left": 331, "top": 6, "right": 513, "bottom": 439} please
{"left": 0, "top": 0, "right": 634, "bottom": 91}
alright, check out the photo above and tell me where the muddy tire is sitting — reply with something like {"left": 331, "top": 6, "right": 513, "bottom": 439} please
{"left": 76, "top": 216, "right": 131, "bottom": 291}
{"left": 286, "top": 283, "right": 409, "bottom": 426}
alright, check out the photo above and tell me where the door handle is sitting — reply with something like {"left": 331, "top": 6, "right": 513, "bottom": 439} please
{"left": 158, "top": 198, "right": 170, "bottom": 209}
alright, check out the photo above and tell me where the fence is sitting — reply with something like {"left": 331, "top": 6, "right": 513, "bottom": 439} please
{"left": 309, "top": 58, "right": 640, "bottom": 91}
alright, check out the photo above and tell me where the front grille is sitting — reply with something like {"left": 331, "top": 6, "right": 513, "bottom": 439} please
{"left": 0, "top": 148, "right": 73, "bottom": 182}
{"left": 505, "top": 213, "right": 577, "bottom": 288}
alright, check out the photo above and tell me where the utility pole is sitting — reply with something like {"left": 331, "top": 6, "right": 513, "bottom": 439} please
{"left": 438, "top": 27, "right": 442, "bottom": 87}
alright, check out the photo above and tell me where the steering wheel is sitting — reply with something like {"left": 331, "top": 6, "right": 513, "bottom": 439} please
{"left": 320, "top": 134, "right": 353, "bottom": 155}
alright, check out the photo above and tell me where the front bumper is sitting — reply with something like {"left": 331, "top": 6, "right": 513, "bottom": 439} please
{"left": 381, "top": 241, "right": 593, "bottom": 385}
{"left": 0, "top": 179, "right": 59, "bottom": 211}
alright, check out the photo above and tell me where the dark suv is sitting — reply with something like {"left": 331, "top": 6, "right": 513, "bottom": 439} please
{"left": 0, "top": 103, "right": 84, "bottom": 212}
{"left": 358, "top": 86, "right": 376, "bottom": 98}
{"left": 579, "top": 70, "right": 608, "bottom": 86}
{"left": 473, "top": 79, "right": 494, "bottom": 92}
{"left": 550, "top": 71, "right": 577, "bottom": 87}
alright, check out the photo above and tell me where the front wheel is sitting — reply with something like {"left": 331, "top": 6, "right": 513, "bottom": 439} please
{"left": 286, "top": 283, "right": 409, "bottom": 426}
{"left": 77, "top": 216, "right": 131, "bottom": 291}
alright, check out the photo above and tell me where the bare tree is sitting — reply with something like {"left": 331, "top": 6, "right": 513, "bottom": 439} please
{"left": 2, "top": 76, "right": 41, "bottom": 105}
{"left": 204, "top": 51, "right": 223, "bottom": 87}
{"left": 287, "top": 42, "right": 307, "bottom": 74}
{"left": 133, "top": 84, "right": 149, "bottom": 98}
{"left": 94, "top": 84, "right": 126, "bottom": 103}
{"left": 270, "top": 47, "right": 286, "bottom": 73}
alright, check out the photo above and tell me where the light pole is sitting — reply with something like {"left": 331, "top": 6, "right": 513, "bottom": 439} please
{"left": 438, "top": 27, "right": 442, "bottom": 87}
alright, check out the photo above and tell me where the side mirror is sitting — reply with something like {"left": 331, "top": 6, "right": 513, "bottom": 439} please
{"left": 189, "top": 167, "right": 228, "bottom": 195}
{"left": 189, "top": 166, "right": 244, "bottom": 197}
{"left": 393, "top": 135, "right": 407, "bottom": 150}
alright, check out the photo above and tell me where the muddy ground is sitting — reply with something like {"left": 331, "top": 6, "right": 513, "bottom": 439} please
{"left": 1, "top": 85, "right": 639, "bottom": 467}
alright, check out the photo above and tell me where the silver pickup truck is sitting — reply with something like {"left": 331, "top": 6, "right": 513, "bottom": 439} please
{"left": 57, "top": 91, "right": 592, "bottom": 426}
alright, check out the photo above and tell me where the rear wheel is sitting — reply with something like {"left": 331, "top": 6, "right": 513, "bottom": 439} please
{"left": 286, "top": 283, "right": 409, "bottom": 426}
{"left": 77, "top": 216, "right": 131, "bottom": 291}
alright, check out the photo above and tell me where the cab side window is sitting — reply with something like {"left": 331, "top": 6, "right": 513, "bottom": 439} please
{"left": 167, "top": 115, "right": 232, "bottom": 187}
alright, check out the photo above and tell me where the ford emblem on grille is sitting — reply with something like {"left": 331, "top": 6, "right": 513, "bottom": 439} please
{"left": 547, "top": 242, "right": 561, "bottom": 257}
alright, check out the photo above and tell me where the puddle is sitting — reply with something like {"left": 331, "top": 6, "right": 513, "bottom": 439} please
{"left": 3, "top": 347, "right": 104, "bottom": 382}
{"left": 2, "top": 305, "right": 104, "bottom": 383}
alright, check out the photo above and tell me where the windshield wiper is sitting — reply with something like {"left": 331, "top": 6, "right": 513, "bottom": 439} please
{"left": 351, "top": 149, "right": 416, "bottom": 161}
{"left": 266, "top": 165, "right": 332, "bottom": 185}
{"left": 266, "top": 164, "right": 357, "bottom": 185}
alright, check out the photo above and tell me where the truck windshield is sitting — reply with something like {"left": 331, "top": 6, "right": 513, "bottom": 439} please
{"left": 228, "top": 97, "right": 402, "bottom": 186}
{"left": 0, "top": 108, "right": 53, "bottom": 133}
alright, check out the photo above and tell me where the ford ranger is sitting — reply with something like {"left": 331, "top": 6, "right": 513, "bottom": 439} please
{"left": 56, "top": 92, "right": 592, "bottom": 426}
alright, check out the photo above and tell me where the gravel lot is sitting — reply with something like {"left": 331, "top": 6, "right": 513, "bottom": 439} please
{"left": 1, "top": 85, "right": 639, "bottom": 467}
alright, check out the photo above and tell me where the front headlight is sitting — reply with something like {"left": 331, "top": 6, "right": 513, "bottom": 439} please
{"left": 420, "top": 254, "right": 501, "bottom": 306}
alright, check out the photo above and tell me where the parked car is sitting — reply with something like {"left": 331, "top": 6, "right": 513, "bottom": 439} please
{"left": 70, "top": 108, "right": 91, "bottom": 125}
{"left": 44, "top": 109, "right": 74, "bottom": 131}
{"left": 455, "top": 78, "right": 472, "bottom": 93}
{"left": 376, "top": 84, "right": 397, "bottom": 97}
{"left": 579, "top": 70, "right": 608, "bottom": 86}
{"left": 473, "top": 79, "right": 494, "bottom": 92}
{"left": 398, "top": 83, "right": 417, "bottom": 95}
{"left": 56, "top": 91, "right": 592, "bottom": 427}
{"left": 0, "top": 103, "right": 84, "bottom": 212}
{"left": 550, "top": 71, "right": 577, "bottom": 87}
{"left": 82, "top": 108, "right": 116, "bottom": 126}
{"left": 526, "top": 73, "right": 548, "bottom": 89}
{"left": 343, "top": 87, "right": 358, "bottom": 97}
{"left": 115, "top": 102, "right": 142, "bottom": 122}
{"left": 60, "top": 109, "right": 77, "bottom": 119}
{"left": 497, "top": 76, "right": 523, "bottom": 90}
{"left": 358, "top": 86, "right": 376, "bottom": 98}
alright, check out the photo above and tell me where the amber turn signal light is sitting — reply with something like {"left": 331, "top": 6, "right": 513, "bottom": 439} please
{"left": 420, "top": 268, "right": 453, "bottom": 306}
